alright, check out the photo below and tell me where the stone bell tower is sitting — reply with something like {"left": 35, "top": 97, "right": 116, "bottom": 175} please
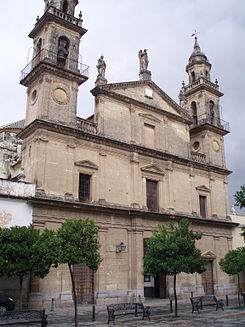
{"left": 20, "top": 0, "right": 88, "bottom": 127}
{"left": 179, "top": 37, "right": 230, "bottom": 168}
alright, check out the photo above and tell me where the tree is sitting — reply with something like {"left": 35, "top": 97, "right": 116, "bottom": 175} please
{"left": 56, "top": 219, "right": 101, "bottom": 327}
{"left": 220, "top": 247, "right": 245, "bottom": 307}
{"left": 234, "top": 184, "right": 245, "bottom": 209}
{"left": 31, "top": 228, "right": 60, "bottom": 278}
{"left": 0, "top": 225, "right": 39, "bottom": 309}
{"left": 143, "top": 219, "right": 206, "bottom": 317}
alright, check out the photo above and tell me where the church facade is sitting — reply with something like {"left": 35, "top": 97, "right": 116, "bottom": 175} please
{"left": 2, "top": 0, "right": 237, "bottom": 306}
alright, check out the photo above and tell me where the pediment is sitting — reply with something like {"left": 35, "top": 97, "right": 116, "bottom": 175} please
{"left": 74, "top": 160, "right": 98, "bottom": 170}
{"left": 139, "top": 113, "right": 161, "bottom": 123}
{"left": 202, "top": 250, "right": 216, "bottom": 260}
{"left": 141, "top": 164, "right": 165, "bottom": 176}
{"left": 196, "top": 185, "right": 210, "bottom": 193}
{"left": 92, "top": 80, "right": 192, "bottom": 122}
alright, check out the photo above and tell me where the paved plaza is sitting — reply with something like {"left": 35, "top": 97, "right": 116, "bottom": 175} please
{"left": 37, "top": 298, "right": 245, "bottom": 326}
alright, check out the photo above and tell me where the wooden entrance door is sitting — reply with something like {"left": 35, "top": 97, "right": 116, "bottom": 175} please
{"left": 201, "top": 261, "right": 214, "bottom": 295}
{"left": 73, "top": 264, "right": 93, "bottom": 304}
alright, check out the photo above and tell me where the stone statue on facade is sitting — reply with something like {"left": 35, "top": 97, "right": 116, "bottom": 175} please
{"left": 138, "top": 49, "right": 149, "bottom": 72}
{"left": 95, "top": 55, "right": 108, "bottom": 86}
{"left": 97, "top": 56, "right": 106, "bottom": 78}
{"left": 138, "top": 49, "right": 151, "bottom": 81}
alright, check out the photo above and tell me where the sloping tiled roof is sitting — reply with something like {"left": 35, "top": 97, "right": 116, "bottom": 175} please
{"left": 0, "top": 119, "right": 25, "bottom": 131}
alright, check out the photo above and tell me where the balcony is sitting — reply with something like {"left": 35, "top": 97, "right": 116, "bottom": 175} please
{"left": 47, "top": 6, "right": 83, "bottom": 28}
{"left": 192, "top": 114, "right": 230, "bottom": 133}
{"left": 20, "top": 48, "right": 89, "bottom": 83}
{"left": 183, "top": 78, "right": 220, "bottom": 94}
{"left": 191, "top": 151, "right": 206, "bottom": 163}
{"left": 77, "top": 117, "right": 97, "bottom": 135}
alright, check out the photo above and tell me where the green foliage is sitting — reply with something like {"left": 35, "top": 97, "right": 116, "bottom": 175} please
{"left": 0, "top": 225, "right": 39, "bottom": 279}
{"left": 57, "top": 218, "right": 101, "bottom": 272}
{"left": 234, "top": 184, "right": 245, "bottom": 209}
{"left": 220, "top": 247, "right": 245, "bottom": 276}
{"left": 143, "top": 219, "right": 206, "bottom": 277}
{"left": 31, "top": 229, "right": 60, "bottom": 278}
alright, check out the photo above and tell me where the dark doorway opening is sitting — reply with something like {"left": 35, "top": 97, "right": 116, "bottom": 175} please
{"left": 202, "top": 261, "right": 214, "bottom": 295}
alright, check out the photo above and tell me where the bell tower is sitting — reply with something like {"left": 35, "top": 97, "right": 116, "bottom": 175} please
{"left": 20, "top": 0, "right": 88, "bottom": 127}
{"left": 179, "top": 37, "right": 230, "bottom": 168}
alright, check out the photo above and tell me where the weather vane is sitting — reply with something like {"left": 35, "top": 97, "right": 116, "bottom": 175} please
{"left": 191, "top": 30, "right": 200, "bottom": 37}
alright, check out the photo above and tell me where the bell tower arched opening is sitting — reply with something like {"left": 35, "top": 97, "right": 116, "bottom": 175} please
{"left": 57, "top": 36, "right": 69, "bottom": 67}
{"left": 191, "top": 101, "right": 198, "bottom": 124}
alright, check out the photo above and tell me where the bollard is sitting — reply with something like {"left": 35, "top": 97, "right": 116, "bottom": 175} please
{"left": 138, "top": 294, "right": 141, "bottom": 303}
{"left": 191, "top": 291, "right": 193, "bottom": 298}
{"left": 226, "top": 295, "right": 229, "bottom": 307}
{"left": 51, "top": 298, "right": 54, "bottom": 311}
{"left": 170, "top": 299, "right": 173, "bottom": 313}
{"left": 92, "top": 305, "right": 96, "bottom": 322}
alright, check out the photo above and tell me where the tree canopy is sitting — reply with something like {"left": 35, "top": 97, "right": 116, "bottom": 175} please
{"left": 143, "top": 219, "right": 206, "bottom": 316}
{"left": 220, "top": 247, "right": 245, "bottom": 306}
{"left": 0, "top": 225, "right": 39, "bottom": 309}
{"left": 234, "top": 184, "right": 245, "bottom": 209}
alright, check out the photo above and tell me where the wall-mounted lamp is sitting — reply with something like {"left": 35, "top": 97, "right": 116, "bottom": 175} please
{"left": 116, "top": 242, "right": 126, "bottom": 253}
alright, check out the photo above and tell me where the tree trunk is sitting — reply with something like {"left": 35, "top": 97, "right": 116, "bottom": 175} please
{"left": 68, "top": 263, "right": 78, "bottom": 327}
{"left": 238, "top": 273, "right": 241, "bottom": 307}
{"left": 19, "top": 276, "right": 23, "bottom": 310}
{"left": 174, "top": 273, "right": 178, "bottom": 317}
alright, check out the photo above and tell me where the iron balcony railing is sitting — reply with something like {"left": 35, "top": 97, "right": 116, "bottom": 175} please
{"left": 192, "top": 114, "right": 230, "bottom": 132}
{"left": 20, "top": 48, "right": 89, "bottom": 82}
{"left": 77, "top": 117, "right": 97, "bottom": 134}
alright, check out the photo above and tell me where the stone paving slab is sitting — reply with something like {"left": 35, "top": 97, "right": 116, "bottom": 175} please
{"left": 4, "top": 298, "right": 245, "bottom": 326}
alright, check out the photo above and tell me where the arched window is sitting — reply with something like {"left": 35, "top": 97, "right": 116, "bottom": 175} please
{"left": 57, "top": 36, "right": 69, "bottom": 66}
{"left": 209, "top": 101, "right": 215, "bottom": 124}
{"left": 62, "top": 0, "right": 68, "bottom": 13}
{"left": 191, "top": 71, "right": 196, "bottom": 83}
{"left": 37, "top": 39, "right": 42, "bottom": 53}
{"left": 191, "top": 101, "right": 198, "bottom": 124}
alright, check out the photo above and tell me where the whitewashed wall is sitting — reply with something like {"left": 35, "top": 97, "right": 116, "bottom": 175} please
{"left": 0, "top": 179, "right": 35, "bottom": 228}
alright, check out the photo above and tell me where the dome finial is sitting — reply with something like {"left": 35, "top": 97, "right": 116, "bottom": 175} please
{"left": 194, "top": 36, "right": 201, "bottom": 52}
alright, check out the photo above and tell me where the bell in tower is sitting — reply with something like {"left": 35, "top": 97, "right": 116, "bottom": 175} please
{"left": 179, "top": 37, "right": 230, "bottom": 168}
{"left": 20, "top": 0, "right": 88, "bottom": 127}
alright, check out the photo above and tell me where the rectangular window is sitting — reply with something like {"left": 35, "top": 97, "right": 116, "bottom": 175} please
{"left": 199, "top": 195, "right": 207, "bottom": 218}
{"left": 146, "top": 179, "right": 158, "bottom": 211}
{"left": 144, "top": 123, "right": 155, "bottom": 148}
{"left": 79, "top": 173, "right": 91, "bottom": 201}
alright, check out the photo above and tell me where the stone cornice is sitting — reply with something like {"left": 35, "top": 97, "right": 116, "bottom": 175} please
{"left": 190, "top": 122, "right": 229, "bottom": 137}
{"left": 18, "top": 119, "right": 232, "bottom": 176}
{"left": 28, "top": 194, "right": 238, "bottom": 229}
{"left": 91, "top": 81, "right": 192, "bottom": 124}
{"left": 20, "top": 61, "right": 88, "bottom": 87}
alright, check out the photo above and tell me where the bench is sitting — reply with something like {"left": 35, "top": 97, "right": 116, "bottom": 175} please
{"left": 0, "top": 309, "right": 48, "bottom": 326}
{"left": 107, "top": 302, "right": 151, "bottom": 325}
{"left": 191, "top": 295, "right": 224, "bottom": 313}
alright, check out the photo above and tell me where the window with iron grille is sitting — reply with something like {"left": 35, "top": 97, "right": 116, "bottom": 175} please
{"left": 79, "top": 173, "right": 91, "bottom": 201}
